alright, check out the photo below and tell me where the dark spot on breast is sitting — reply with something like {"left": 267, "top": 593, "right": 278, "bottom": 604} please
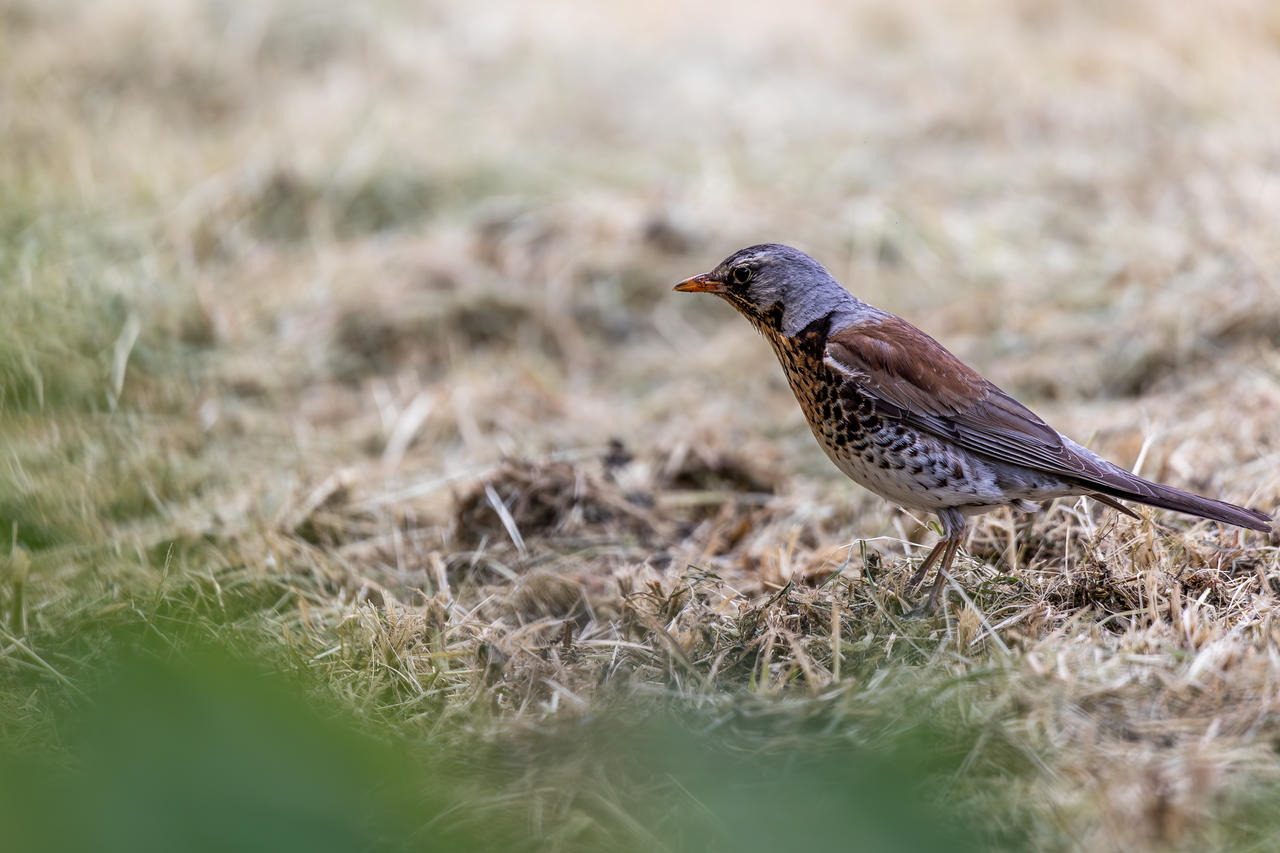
{"left": 793, "top": 312, "right": 834, "bottom": 348}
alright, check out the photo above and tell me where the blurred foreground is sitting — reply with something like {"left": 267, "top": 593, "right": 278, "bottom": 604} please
{"left": 0, "top": 634, "right": 1012, "bottom": 852}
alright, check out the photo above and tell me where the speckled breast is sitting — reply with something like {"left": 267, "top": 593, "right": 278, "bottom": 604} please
{"left": 760, "top": 314, "right": 1004, "bottom": 511}
{"left": 766, "top": 320, "right": 884, "bottom": 464}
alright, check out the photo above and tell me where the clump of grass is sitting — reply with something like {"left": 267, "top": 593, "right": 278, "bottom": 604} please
{"left": 0, "top": 215, "right": 211, "bottom": 551}
{"left": 0, "top": 201, "right": 226, "bottom": 706}
{"left": 0, "top": 200, "right": 211, "bottom": 416}
{"left": 0, "top": 274, "right": 123, "bottom": 415}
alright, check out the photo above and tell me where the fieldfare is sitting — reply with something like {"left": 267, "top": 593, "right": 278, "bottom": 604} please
{"left": 675, "top": 244, "right": 1272, "bottom": 610}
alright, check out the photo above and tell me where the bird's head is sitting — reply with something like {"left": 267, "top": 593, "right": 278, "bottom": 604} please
{"left": 673, "top": 244, "right": 853, "bottom": 335}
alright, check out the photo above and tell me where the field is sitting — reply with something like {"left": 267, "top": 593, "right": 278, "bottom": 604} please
{"left": 2, "top": 1, "right": 1280, "bottom": 850}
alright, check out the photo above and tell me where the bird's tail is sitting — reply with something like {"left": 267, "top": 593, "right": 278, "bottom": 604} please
{"left": 1088, "top": 471, "right": 1272, "bottom": 533}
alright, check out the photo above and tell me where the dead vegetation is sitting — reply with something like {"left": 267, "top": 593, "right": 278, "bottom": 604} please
{"left": 2, "top": 0, "right": 1280, "bottom": 850}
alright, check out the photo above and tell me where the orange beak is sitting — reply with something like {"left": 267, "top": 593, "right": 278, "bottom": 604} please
{"left": 672, "top": 272, "right": 724, "bottom": 293}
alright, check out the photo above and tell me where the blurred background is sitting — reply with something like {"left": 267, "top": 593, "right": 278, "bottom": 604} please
{"left": 2, "top": 1, "right": 1279, "bottom": 850}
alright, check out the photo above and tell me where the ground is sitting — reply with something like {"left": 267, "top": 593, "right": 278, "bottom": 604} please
{"left": 2, "top": 1, "right": 1279, "bottom": 850}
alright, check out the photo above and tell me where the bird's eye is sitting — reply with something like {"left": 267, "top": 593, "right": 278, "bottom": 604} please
{"left": 731, "top": 266, "right": 752, "bottom": 285}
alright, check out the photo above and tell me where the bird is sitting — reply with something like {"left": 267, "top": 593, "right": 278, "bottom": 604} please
{"left": 674, "top": 244, "right": 1272, "bottom": 610}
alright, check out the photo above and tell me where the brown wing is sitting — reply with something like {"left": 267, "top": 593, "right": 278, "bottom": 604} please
{"left": 823, "top": 317, "right": 1111, "bottom": 483}
{"left": 824, "top": 316, "right": 1273, "bottom": 531}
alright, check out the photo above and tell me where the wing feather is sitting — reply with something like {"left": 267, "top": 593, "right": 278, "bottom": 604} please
{"left": 824, "top": 317, "right": 1122, "bottom": 487}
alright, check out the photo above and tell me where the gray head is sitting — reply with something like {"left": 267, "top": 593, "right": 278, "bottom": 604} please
{"left": 673, "top": 244, "right": 862, "bottom": 336}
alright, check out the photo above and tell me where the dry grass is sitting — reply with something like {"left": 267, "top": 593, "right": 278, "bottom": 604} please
{"left": 2, "top": 0, "right": 1280, "bottom": 849}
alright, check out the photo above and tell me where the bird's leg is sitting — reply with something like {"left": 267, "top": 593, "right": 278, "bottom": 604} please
{"left": 907, "top": 540, "right": 947, "bottom": 590}
{"left": 922, "top": 537, "right": 962, "bottom": 613}
{"left": 913, "top": 508, "right": 967, "bottom": 613}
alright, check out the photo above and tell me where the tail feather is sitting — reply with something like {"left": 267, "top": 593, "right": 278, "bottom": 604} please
{"left": 1087, "top": 474, "right": 1272, "bottom": 533}
{"left": 1086, "top": 492, "right": 1140, "bottom": 520}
